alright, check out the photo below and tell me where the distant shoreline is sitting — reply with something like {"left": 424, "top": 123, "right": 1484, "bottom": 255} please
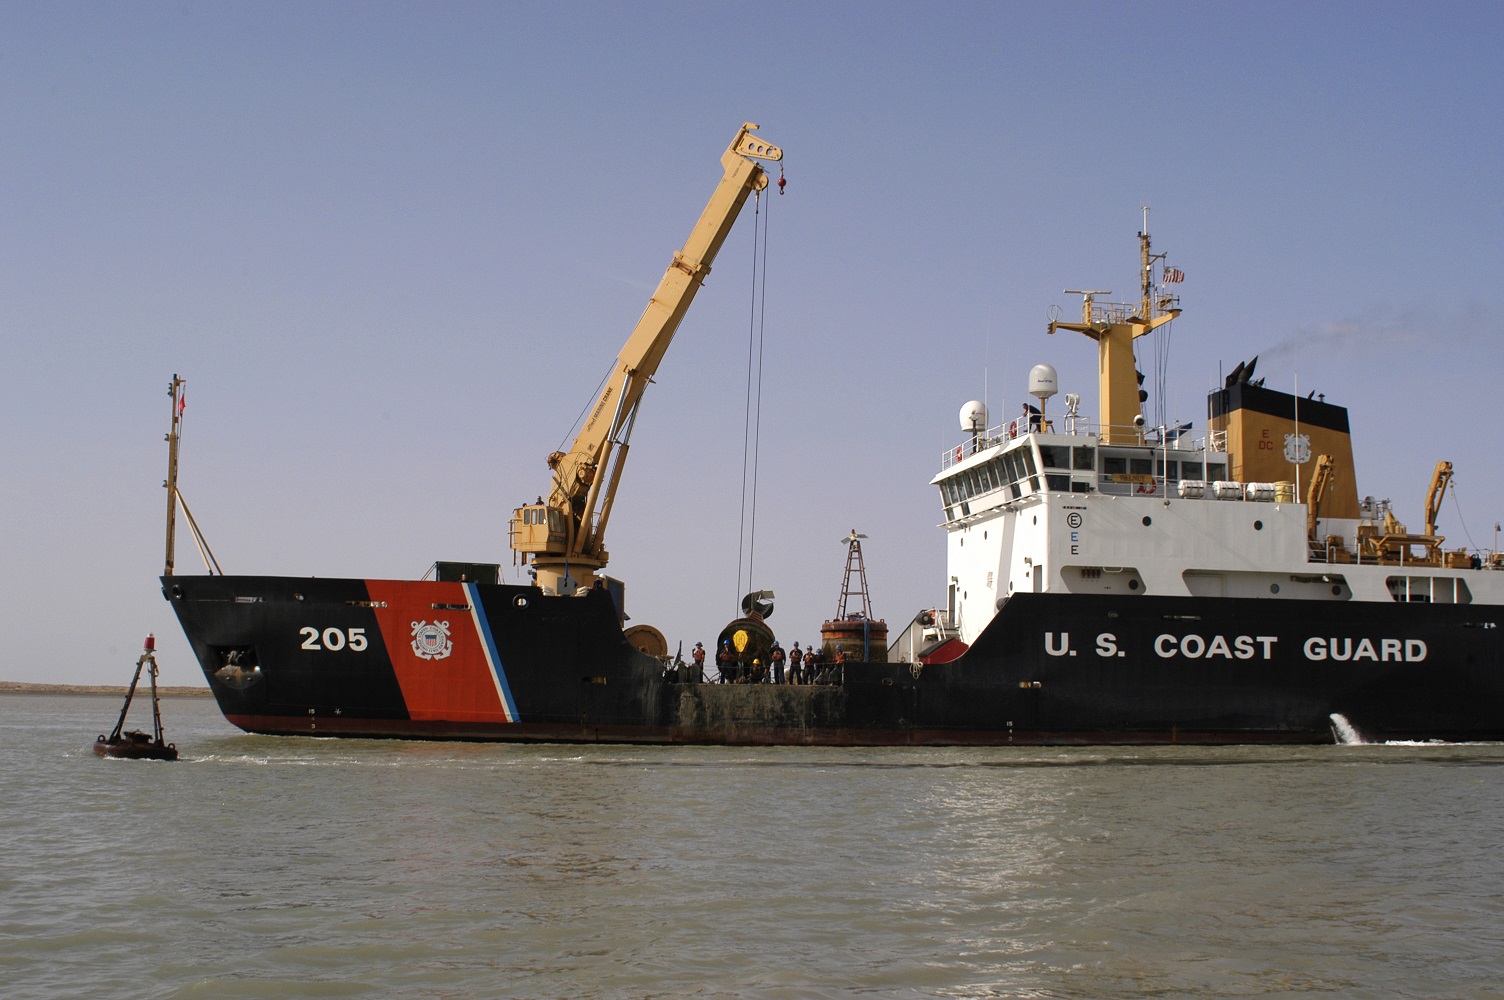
{"left": 0, "top": 681, "right": 212, "bottom": 698}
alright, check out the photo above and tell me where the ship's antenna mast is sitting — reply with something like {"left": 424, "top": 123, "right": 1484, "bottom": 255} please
{"left": 1139, "top": 204, "right": 1176, "bottom": 429}
{"left": 1141, "top": 204, "right": 1153, "bottom": 320}
{"left": 162, "top": 374, "right": 223, "bottom": 576}
{"left": 164, "top": 375, "right": 184, "bottom": 577}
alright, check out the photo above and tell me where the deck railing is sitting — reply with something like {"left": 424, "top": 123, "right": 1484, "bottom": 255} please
{"left": 941, "top": 419, "right": 1218, "bottom": 470}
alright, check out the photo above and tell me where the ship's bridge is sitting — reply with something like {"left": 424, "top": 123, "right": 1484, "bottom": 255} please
{"left": 933, "top": 418, "right": 1230, "bottom": 527}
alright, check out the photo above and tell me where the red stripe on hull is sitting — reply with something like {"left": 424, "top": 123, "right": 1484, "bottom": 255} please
{"left": 366, "top": 580, "right": 510, "bottom": 723}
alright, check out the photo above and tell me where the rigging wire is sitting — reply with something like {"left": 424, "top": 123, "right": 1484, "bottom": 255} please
{"left": 735, "top": 190, "right": 765, "bottom": 607}
{"left": 748, "top": 189, "right": 773, "bottom": 594}
{"left": 554, "top": 360, "right": 616, "bottom": 458}
{"left": 1448, "top": 481, "right": 1483, "bottom": 555}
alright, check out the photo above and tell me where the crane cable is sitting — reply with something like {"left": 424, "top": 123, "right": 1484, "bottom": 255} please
{"left": 735, "top": 189, "right": 771, "bottom": 608}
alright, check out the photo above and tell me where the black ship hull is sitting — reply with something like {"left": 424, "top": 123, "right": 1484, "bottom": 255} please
{"left": 166, "top": 575, "right": 1504, "bottom": 745}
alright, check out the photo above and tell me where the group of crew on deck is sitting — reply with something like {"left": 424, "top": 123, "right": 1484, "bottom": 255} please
{"left": 685, "top": 640, "right": 846, "bottom": 685}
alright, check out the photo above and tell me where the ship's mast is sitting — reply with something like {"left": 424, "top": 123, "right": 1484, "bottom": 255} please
{"left": 163, "top": 375, "right": 184, "bottom": 577}
{"left": 1049, "top": 215, "right": 1181, "bottom": 443}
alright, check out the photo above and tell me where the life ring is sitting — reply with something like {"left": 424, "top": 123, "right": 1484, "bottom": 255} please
{"left": 1136, "top": 480, "right": 1157, "bottom": 495}
{"left": 1008, "top": 420, "right": 1018, "bottom": 439}
{"left": 953, "top": 445, "right": 962, "bottom": 462}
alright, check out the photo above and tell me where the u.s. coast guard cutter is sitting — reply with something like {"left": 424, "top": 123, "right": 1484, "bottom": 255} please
{"left": 163, "top": 127, "right": 1504, "bottom": 744}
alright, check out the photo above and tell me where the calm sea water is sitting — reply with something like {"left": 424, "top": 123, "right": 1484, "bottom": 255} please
{"left": 4, "top": 694, "right": 1504, "bottom": 999}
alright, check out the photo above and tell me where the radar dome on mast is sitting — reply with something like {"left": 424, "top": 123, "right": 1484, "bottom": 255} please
{"left": 959, "top": 400, "right": 988, "bottom": 434}
{"left": 1028, "top": 364, "right": 1058, "bottom": 402}
{"left": 1027, "top": 363, "right": 1059, "bottom": 428}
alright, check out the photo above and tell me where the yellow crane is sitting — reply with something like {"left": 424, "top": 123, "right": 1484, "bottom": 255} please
{"left": 508, "top": 123, "right": 783, "bottom": 599}
{"left": 1423, "top": 460, "right": 1453, "bottom": 539}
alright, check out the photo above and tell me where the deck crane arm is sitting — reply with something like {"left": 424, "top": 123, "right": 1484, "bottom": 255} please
{"left": 509, "top": 123, "right": 782, "bottom": 597}
{"left": 1306, "top": 453, "right": 1335, "bottom": 542}
{"left": 1423, "top": 460, "right": 1453, "bottom": 538}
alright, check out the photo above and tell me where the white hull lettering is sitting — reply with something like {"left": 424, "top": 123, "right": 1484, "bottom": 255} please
{"left": 1154, "top": 634, "right": 1277, "bottom": 660}
{"left": 1045, "top": 632, "right": 1072, "bottom": 657}
{"left": 1303, "top": 637, "right": 1428, "bottom": 662}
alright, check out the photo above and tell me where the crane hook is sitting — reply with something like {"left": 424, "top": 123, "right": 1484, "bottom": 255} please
{"left": 777, "top": 165, "right": 786, "bottom": 196}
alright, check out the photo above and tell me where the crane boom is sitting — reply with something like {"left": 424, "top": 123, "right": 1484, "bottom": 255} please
{"left": 1423, "top": 460, "right": 1453, "bottom": 538}
{"left": 509, "top": 123, "right": 783, "bottom": 598}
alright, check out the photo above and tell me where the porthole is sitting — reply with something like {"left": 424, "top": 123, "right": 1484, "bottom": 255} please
{"left": 1142, "top": 516, "right": 1152, "bottom": 527}
{"left": 514, "top": 595, "right": 530, "bottom": 608}
{"left": 1254, "top": 520, "right": 1264, "bottom": 531}
{"left": 1270, "top": 583, "right": 1280, "bottom": 594}
{"left": 1332, "top": 585, "right": 1342, "bottom": 596}
{"left": 1128, "top": 579, "right": 1140, "bottom": 591}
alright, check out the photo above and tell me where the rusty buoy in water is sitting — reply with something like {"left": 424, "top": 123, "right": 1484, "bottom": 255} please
{"left": 94, "top": 635, "right": 179, "bottom": 761}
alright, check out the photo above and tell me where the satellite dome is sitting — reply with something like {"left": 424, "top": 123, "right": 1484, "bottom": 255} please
{"left": 1028, "top": 363, "right": 1059, "bottom": 401}
{"left": 959, "top": 400, "right": 988, "bottom": 433}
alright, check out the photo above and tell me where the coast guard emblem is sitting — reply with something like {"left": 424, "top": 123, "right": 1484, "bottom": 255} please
{"left": 409, "top": 620, "right": 454, "bottom": 660}
{"left": 1284, "top": 432, "right": 1311, "bottom": 465}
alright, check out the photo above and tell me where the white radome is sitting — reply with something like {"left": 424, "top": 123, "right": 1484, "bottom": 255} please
{"left": 959, "top": 400, "right": 988, "bottom": 433}
{"left": 1028, "top": 363, "right": 1059, "bottom": 401}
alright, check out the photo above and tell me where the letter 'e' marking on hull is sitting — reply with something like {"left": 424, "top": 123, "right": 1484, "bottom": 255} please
{"left": 465, "top": 582, "right": 519, "bottom": 722}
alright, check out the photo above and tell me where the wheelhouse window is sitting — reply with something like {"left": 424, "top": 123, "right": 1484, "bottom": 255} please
{"left": 1038, "top": 445, "right": 1071, "bottom": 470}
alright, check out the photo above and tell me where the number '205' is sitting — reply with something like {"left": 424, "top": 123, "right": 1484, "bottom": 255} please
{"left": 300, "top": 627, "right": 369, "bottom": 652}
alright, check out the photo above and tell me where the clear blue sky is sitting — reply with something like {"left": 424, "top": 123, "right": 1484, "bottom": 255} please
{"left": 4, "top": 2, "right": 1502, "bottom": 685}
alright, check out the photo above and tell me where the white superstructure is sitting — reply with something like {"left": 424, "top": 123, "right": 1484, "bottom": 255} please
{"left": 933, "top": 400, "right": 1504, "bottom": 647}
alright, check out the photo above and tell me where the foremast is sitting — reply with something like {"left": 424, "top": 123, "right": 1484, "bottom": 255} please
{"left": 1048, "top": 213, "right": 1181, "bottom": 443}
{"left": 163, "top": 375, "right": 184, "bottom": 577}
